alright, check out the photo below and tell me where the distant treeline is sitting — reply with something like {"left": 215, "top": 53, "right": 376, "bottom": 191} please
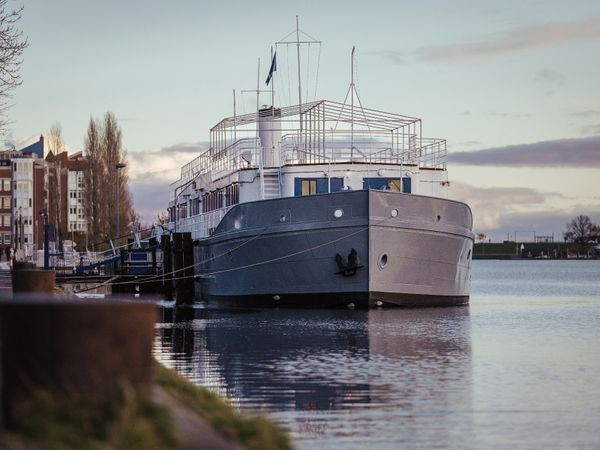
{"left": 473, "top": 241, "right": 598, "bottom": 260}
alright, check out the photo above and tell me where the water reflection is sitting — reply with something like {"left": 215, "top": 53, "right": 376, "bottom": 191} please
{"left": 155, "top": 306, "right": 473, "bottom": 448}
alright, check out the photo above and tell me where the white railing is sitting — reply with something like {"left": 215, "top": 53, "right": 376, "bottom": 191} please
{"left": 171, "top": 206, "right": 233, "bottom": 240}
{"left": 279, "top": 133, "right": 446, "bottom": 169}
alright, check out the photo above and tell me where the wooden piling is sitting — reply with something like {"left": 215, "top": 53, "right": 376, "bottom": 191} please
{"left": 182, "top": 232, "right": 195, "bottom": 305}
{"left": 161, "top": 233, "right": 173, "bottom": 301}
{"left": 173, "top": 233, "right": 184, "bottom": 305}
{"left": 12, "top": 269, "right": 55, "bottom": 294}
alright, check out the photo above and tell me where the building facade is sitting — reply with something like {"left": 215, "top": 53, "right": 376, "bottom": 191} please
{"left": 0, "top": 135, "right": 89, "bottom": 259}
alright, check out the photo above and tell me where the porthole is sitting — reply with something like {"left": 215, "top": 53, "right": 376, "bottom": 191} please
{"left": 391, "top": 209, "right": 398, "bottom": 218}
{"left": 334, "top": 208, "right": 344, "bottom": 218}
{"left": 279, "top": 214, "right": 286, "bottom": 223}
{"left": 378, "top": 253, "right": 388, "bottom": 269}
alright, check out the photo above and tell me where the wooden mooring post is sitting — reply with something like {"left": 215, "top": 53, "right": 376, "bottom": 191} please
{"left": 161, "top": 233, "right": 173, "bottom": 301}
{"left": 172, "top": 232, "right": 194, "bottom": 306}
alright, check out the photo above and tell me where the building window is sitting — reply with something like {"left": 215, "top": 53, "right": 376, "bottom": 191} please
{"left": 3, "top": 232, "right": 10, "bottom": 244}
{"left": 2, "top": 196, "right": 9, "bottom": 208}
{"left": 2, "top": 214, "right": 9, "bottom": 227}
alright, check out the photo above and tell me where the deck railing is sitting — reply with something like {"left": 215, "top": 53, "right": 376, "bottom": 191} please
{"left": 170, "top": 207, "right": 233, "bottom": 240}
{"left": 174, "top": 133, "right": 445, "bottom": 192}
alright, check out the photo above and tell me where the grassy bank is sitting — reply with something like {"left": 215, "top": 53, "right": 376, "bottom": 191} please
{"left": 1, "top": 363, "right": 292, "bottom": 450}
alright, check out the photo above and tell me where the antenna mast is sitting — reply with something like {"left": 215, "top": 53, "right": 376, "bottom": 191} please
{"left": 275, "top": 18, "right": 321, "bottom": 159}
{"left": 296, "top": 16, "right": 302, "bottom": 154}
{"left": 351, "top": 46, "right": 355, "bottom": 160}
{"left": 257, "top": 58, "right": 264, "bottom": 199}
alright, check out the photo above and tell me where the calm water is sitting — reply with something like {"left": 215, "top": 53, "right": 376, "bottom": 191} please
{"left": 154, "top": 260, "right": 600, "bottom": 449}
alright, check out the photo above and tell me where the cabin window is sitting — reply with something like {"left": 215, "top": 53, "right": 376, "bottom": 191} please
{"left": 302, "top": 180, "right": 316, "bottom": 196}
{"left": 362, "top": 177, "right": 411, "bottom": 194}
{"left": 225, "top": 183, "right": 239, "bottom": 207}
{"left": 294, "top": 177, "right": 343, "bottom": 196}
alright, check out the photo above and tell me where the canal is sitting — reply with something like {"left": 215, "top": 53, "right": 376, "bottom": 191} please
{"left": 154, "top": 260, "right": 600, "bottom": 449}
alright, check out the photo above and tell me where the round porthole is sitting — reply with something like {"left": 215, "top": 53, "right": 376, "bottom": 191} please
{"left": 279, "top": 214, "right": 286, "bottom": 222}
{"left": 378, "top": 253, "right": 388, "bottom": 269}
{"left": 334, "top": 208, "right": 344, "bottom": 218}
{"left": 391, "top": 209, "right": 398, "bottom": 218}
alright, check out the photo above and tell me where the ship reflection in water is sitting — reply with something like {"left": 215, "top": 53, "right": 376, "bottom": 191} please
{"left": 154, "top": 306, "right": 473, "bottom": 449}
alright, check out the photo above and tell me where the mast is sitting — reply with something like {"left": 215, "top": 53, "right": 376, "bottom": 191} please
{"left": 351, "top": 46, "right": 355, "bottom": 161}
{"left": 296, "top": 15, "right": 302, "bottom": 155}
{"left": 275, "top": 18, "right": 320, "bottom": 159}
{"left": 257, "top": 58, "right": 264, "bottom": 199}
{"left": 233, "top": 89, "right": 237, "bottom": 143}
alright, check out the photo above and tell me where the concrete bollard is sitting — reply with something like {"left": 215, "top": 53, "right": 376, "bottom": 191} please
{"left": 11, "top": 269, "right": 55, "bottom": 294}
{"left": 0, "top": 299, "right": 157, "bottom": 427}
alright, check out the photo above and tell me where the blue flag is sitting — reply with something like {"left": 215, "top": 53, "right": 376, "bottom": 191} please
{"left": 266, "top": 52, "right": 277, "bottom": 85}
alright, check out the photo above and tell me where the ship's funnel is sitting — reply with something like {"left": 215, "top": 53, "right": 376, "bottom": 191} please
{"left": 258, "top": 107, "right": 282, "bottom": 167}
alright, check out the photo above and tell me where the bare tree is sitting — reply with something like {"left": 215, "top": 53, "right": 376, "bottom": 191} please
{"left": 83, "top": 117, "right": 103, "bottom": 246}
{"left": 155, "top": 211, "right": 169, "bottom": 225}
{"left": 47, "top": 122, "right": 64, "bottom": 154}
{"left": 83, "top": 112, "right": 138, "bottom": 248}
{"left": 564, "top": 215, "right": 595, "bottom": 251}
{"left": 0, "top": 1, "right": 27, "bottom": 135}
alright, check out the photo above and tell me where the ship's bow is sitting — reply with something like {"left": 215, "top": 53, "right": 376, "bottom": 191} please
{"left": 367, "top": 191, "right": 474, "bottom": 307}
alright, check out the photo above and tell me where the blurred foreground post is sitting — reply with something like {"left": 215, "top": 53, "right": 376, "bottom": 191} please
{"left": 0, "top": 300, "right": 157, "bottom": 427}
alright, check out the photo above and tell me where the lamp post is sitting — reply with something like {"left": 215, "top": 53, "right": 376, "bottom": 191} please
{"left": 115, "top": 162, "right": 126, "bottom": 244}
{"left": 40, "top": 211, "right": 49, "bottom": 270}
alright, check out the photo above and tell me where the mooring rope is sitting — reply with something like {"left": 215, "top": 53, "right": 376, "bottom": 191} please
{"left": 72, "top": 221, "right": 275, "bottom": 293}
{"left": 73, "top": 216, "right": 390, "bottom": 294}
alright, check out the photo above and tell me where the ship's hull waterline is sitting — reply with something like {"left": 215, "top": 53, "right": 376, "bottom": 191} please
{"left": 194, "top": 190, "right": 474, "bottom": 308}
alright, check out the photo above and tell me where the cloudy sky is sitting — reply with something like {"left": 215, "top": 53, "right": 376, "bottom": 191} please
{"left": 6, "top": 0, "right": 600, "bottom": 240}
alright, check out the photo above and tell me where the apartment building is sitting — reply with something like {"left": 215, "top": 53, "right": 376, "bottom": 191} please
{"left": 0, "top": 160, "right": 12, "bottom": 249}
{"left": 66, "top": 152, "right": 87, "bottom": 234}
{"left": 0, "top": 135, "right": 90, "bottom": 257}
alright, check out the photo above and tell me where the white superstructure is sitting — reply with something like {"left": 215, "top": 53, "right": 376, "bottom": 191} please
{"left": 169, "top": 100, "right": 449, "bottom": 240}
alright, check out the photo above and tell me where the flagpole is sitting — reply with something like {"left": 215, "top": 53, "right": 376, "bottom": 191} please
{"left": 233, "top": 89, "right": 237, "bottom": 143}
{"left": 271, "top": 45, "right": 275, "bottom": 109}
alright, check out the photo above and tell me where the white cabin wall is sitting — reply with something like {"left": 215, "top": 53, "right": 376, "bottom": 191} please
{"left": 238, "top": 169, "right": 261, "bottom": 203}
{"left": 279, "top": 164, "right": 442, "bottom": 197}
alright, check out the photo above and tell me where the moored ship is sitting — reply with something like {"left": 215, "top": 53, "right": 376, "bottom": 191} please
{"left": 167, "top": 25, "right": 474, "bottom": 308}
